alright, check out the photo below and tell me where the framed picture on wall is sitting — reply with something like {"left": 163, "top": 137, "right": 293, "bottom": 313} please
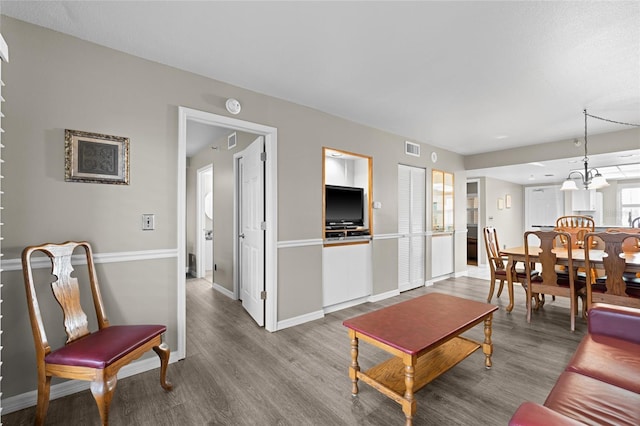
{"left": 498, "top": 198, "right": 505, "bottom": 210}
{"left": 505, "top": 194, "right": 512, "bottom": 209}
{"left": 65, "top": 129, "right": 130, "bottom": 184}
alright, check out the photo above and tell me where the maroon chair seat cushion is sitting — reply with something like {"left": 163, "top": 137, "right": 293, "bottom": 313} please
{"left": 544, "top": 372, "right": 640, "bottom": 426}
{"left": 45, "top": 325, "right": 166, "bottom": 369}
{"left": 495, "top": 268, "right": 537, "bottom": 279}
{"left": 592, "top": 276, "right": 640, "bottom": 298}
{"left": 565, "top": 334, "right": 640, "bottom": 393}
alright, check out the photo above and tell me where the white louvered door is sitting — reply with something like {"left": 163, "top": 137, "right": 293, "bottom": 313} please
{"left": 0, "top": 32, "right": 8, "bottom": 421}
{"left": 398, "top": 165, "right": 426, "bottom": 292}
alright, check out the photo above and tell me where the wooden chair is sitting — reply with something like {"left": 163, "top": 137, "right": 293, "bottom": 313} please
{"left": 483, "top": 227, "right": 536, "bottom": 303}
{"left": 555, "top": 215, "right": 595, "bottom": 230}
{"left": 554, "top": 217, "right": 595, "bottom": 305}
{"left": 22, "top": 241, "right": 173, "bottom": 425}
{"left": 632, "top": 216, "right": 640, "bottom": 228}
{"left": 584, "top": 231, "right": 640, "bottom": 310}
{"left": 524, "top": 230, "right": 583, "bottom": 331}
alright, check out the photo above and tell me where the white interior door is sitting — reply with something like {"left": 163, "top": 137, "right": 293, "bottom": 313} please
{"left": 398, "top": 165, "right": 426, "bottom": 292}
{"left": 238, "top": 136, "right": 265, "bottom": 326}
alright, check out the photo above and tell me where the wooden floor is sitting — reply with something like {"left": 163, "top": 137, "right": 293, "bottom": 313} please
{"left": 2, "top": 274, "right": 586, "bottom": 425}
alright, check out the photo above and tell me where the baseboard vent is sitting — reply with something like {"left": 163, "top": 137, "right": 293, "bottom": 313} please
{"left": 405, "top": 141, "right": 420, "bottom": 157}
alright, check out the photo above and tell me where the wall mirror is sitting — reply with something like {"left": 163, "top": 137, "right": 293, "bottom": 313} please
{"left": 432, "top": 169, "right": 454, "bottom": 232}
{"left": 323, "top": 147, "right": 373, "bottom": 243}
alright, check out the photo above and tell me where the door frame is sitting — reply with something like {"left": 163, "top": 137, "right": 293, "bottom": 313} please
{"left": 196, "top": 163, "right": 213, "bottom": 279}
{"left": 177, "top": 107, "right": 278, "bottom": 359}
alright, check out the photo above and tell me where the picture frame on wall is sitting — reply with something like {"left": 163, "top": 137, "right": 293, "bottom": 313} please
{"left": 65, "top": 129, "right": 130, "bottom": 184}
{"left": 498, "top": 198, "right": 504, "bottom": 210}
{"left": 505, "top": 194, "right": 512, "bottom": 209}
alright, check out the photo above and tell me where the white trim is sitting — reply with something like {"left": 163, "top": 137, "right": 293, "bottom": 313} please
{"left": 177, "top": 108, "right": 188, "bottom": 360}
{"left": 1, "top": 249, "right": 178, "bottom": 272}
{"left": 276, "top": 310, "right": 324, "bottom": 330}
{"left": 178, "top": 107, "right": 278, "bottom": 338}
{"left": 212, "top": 282, "right": 235, "bottom": 299}
{"left": 323, "top": 295, "right": 370, "bottom": 314}
{"left": 1, "top": 350, "right": 180, "bottom": 415}
{"left": 368, "top": 289, "right": 400, "bottom": 302}
{"left": 372, "top": 233, "right": 404, "bottom": 240}
{"left": 427, "top": 274, "right": 453, "bottom": 285}
{"left": 0, "top": 34, "right": 8, "bottom": 62}
{"left": 276, "top": 238, "right": 324, "bottom": 248}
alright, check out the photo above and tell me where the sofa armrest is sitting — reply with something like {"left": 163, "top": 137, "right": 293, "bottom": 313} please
{"left": 509, "top": 402, "right": 585, "bottom": 426}
{"left": 588, "top": 303, "right": 640, "bottom": 344}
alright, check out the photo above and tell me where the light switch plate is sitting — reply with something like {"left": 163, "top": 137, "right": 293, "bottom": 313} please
{"left": 142, "top": 214, "right": 155, "bottom": 230}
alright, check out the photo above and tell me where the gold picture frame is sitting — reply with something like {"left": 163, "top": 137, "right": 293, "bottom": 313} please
{"left": 65, "top": 129, "right": 130, "bottom": 184}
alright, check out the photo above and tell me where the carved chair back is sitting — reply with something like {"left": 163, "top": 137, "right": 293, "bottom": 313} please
{"left": 22, "top": 241, "right": 108, "bottom": 355}
{"left": 584, "top": 231, "right": 640, "bottom": 310}
{"left": 483, "top": 226, "right": 504, "bottom": 272}
{"left": 524, "top": 230, "right": 577, "bottom": 330}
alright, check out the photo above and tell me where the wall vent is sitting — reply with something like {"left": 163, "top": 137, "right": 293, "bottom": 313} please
{"left": 405, "top": 141, "right": 420, "bottom": 157}
{"left": 228, "top": 132, "right": 237, "bottom": 150}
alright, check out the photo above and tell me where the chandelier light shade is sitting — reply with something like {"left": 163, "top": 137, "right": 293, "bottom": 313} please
{"left": 560, "top": 109, "right": 610, "bottom": 191}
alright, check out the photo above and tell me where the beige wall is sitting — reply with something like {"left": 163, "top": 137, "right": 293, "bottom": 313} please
{"left": 480, "top": 177, "right": 525, "bottom": 250}
{"left": 1, "top": 16, "right": 468, "bottom": 402}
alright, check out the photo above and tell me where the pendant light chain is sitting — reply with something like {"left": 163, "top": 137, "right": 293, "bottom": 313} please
{"left": 584, "top": 112, "right": 640, "bottom": 128}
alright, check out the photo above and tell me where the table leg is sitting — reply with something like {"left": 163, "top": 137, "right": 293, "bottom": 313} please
{"left": 483, "top": 313, "right": 494, "bottom": 369}
{"left": 402, "top": 354, "right": 417, "bottom": 426}
{"left": 506, "top": 256, "right": 515, "bottom": 313}
{"left": 348, "top": 329, "right": 360, "bottom": 396}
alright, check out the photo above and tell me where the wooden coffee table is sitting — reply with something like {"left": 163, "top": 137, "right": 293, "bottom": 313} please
{"left": 343, "top": 293, "right": 498, "bottom": 425}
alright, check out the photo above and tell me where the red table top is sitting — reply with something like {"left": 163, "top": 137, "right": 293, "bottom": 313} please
{"left": 343, "top": 293, "right": 498, "bottom": 355}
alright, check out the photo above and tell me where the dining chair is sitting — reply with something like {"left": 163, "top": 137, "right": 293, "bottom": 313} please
{"left": 483, "top": 227, "right": 536, "bottom": 303}
{"left": 584, "top": 231, "right": 640, "bottom": 310}
{"left": 555, "top": 215, "right": 595, "bottom": 230}
{"left": 22, "top": 241, "right": 173, "bottom": 425}
{"left": 524, "top": 230, "right": 583, "bottom": 331}
{"left": 632, "top": 216, "right": 640, "bottom": 228}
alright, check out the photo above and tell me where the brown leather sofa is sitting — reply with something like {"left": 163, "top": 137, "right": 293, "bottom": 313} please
{"left": 509, "top": 303, "right": 640, "bottom": 426}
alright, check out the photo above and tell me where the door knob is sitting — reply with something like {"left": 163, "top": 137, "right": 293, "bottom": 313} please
{"left": 239, "top": 233, "right": 245, "bottom": 239}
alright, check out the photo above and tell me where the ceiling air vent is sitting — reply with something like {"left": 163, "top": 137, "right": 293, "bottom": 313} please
{"left": 228, "top": 132, "right": 237, "bottom": 150}
{"left": 405, "top": 141, "right": 420, "bottom": 157}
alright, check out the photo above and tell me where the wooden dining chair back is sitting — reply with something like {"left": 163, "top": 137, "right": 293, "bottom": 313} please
{"left": 556, "top": 215, "right": 595, "bottom": 230}
{"left": 483, "top": 227, "right": 536, "bottom": 303}
{"left": 555, "top": 216, "right": 595, "bottom": 249}
{"left": 524, "top": 230, "right": 580, "bottom": 331}
{"left": 584, "top": 231, "right": 640, "bottom": 310}
{"left": 632, "top": 216, "right": 640, "bottom": 228}
{"left": 22, "top": 241, "right": 173, "bottom": 426}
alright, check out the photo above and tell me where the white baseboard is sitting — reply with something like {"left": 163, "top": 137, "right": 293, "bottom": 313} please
{"left": 276, "top": 310, "right": 324, "bottom": 330}
{"left": 1, "top": 351, "right": 180, "bottom": 415}
{"left": 212, "top": 282, "right": 235, "bottom": 299}
{"left": 368, "top": 289, "right": 400, "bottom": 302}
{"left": 323, "top": 295, "right": 371, "bottom": 315}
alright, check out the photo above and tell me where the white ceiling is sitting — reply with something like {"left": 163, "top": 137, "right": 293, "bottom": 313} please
{"left": 2, "top": 1, "right": 639, "bottom": 179}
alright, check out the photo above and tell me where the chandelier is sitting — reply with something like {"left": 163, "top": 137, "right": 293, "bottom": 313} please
{"left": 560, "top": 109, "right": 638, "bottom": 191}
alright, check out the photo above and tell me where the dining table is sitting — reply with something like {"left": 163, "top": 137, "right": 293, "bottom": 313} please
{"left": 499, "top": 246, "right": 640, "bottom": 313}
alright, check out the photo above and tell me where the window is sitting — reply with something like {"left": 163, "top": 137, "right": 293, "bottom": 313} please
{"left": 432, "top": 169, "right": 454, "bottom": 232}
{"left": 620, "top": 183, "right": 640, "bottom": 226}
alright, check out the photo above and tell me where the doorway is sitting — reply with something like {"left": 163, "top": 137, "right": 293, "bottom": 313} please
{"left": 196, "top": 164, "right": 214, "bottom": 282}
{"left": 177, "top": 107, "right": 278, "bottom": 359}
{"left": 466, "top": 179, "right": 480, "bottom": 266}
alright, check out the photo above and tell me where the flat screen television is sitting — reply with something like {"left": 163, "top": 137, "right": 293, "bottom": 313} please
{"left": 325, "top": 185, "right": 364, "bottom": 227}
